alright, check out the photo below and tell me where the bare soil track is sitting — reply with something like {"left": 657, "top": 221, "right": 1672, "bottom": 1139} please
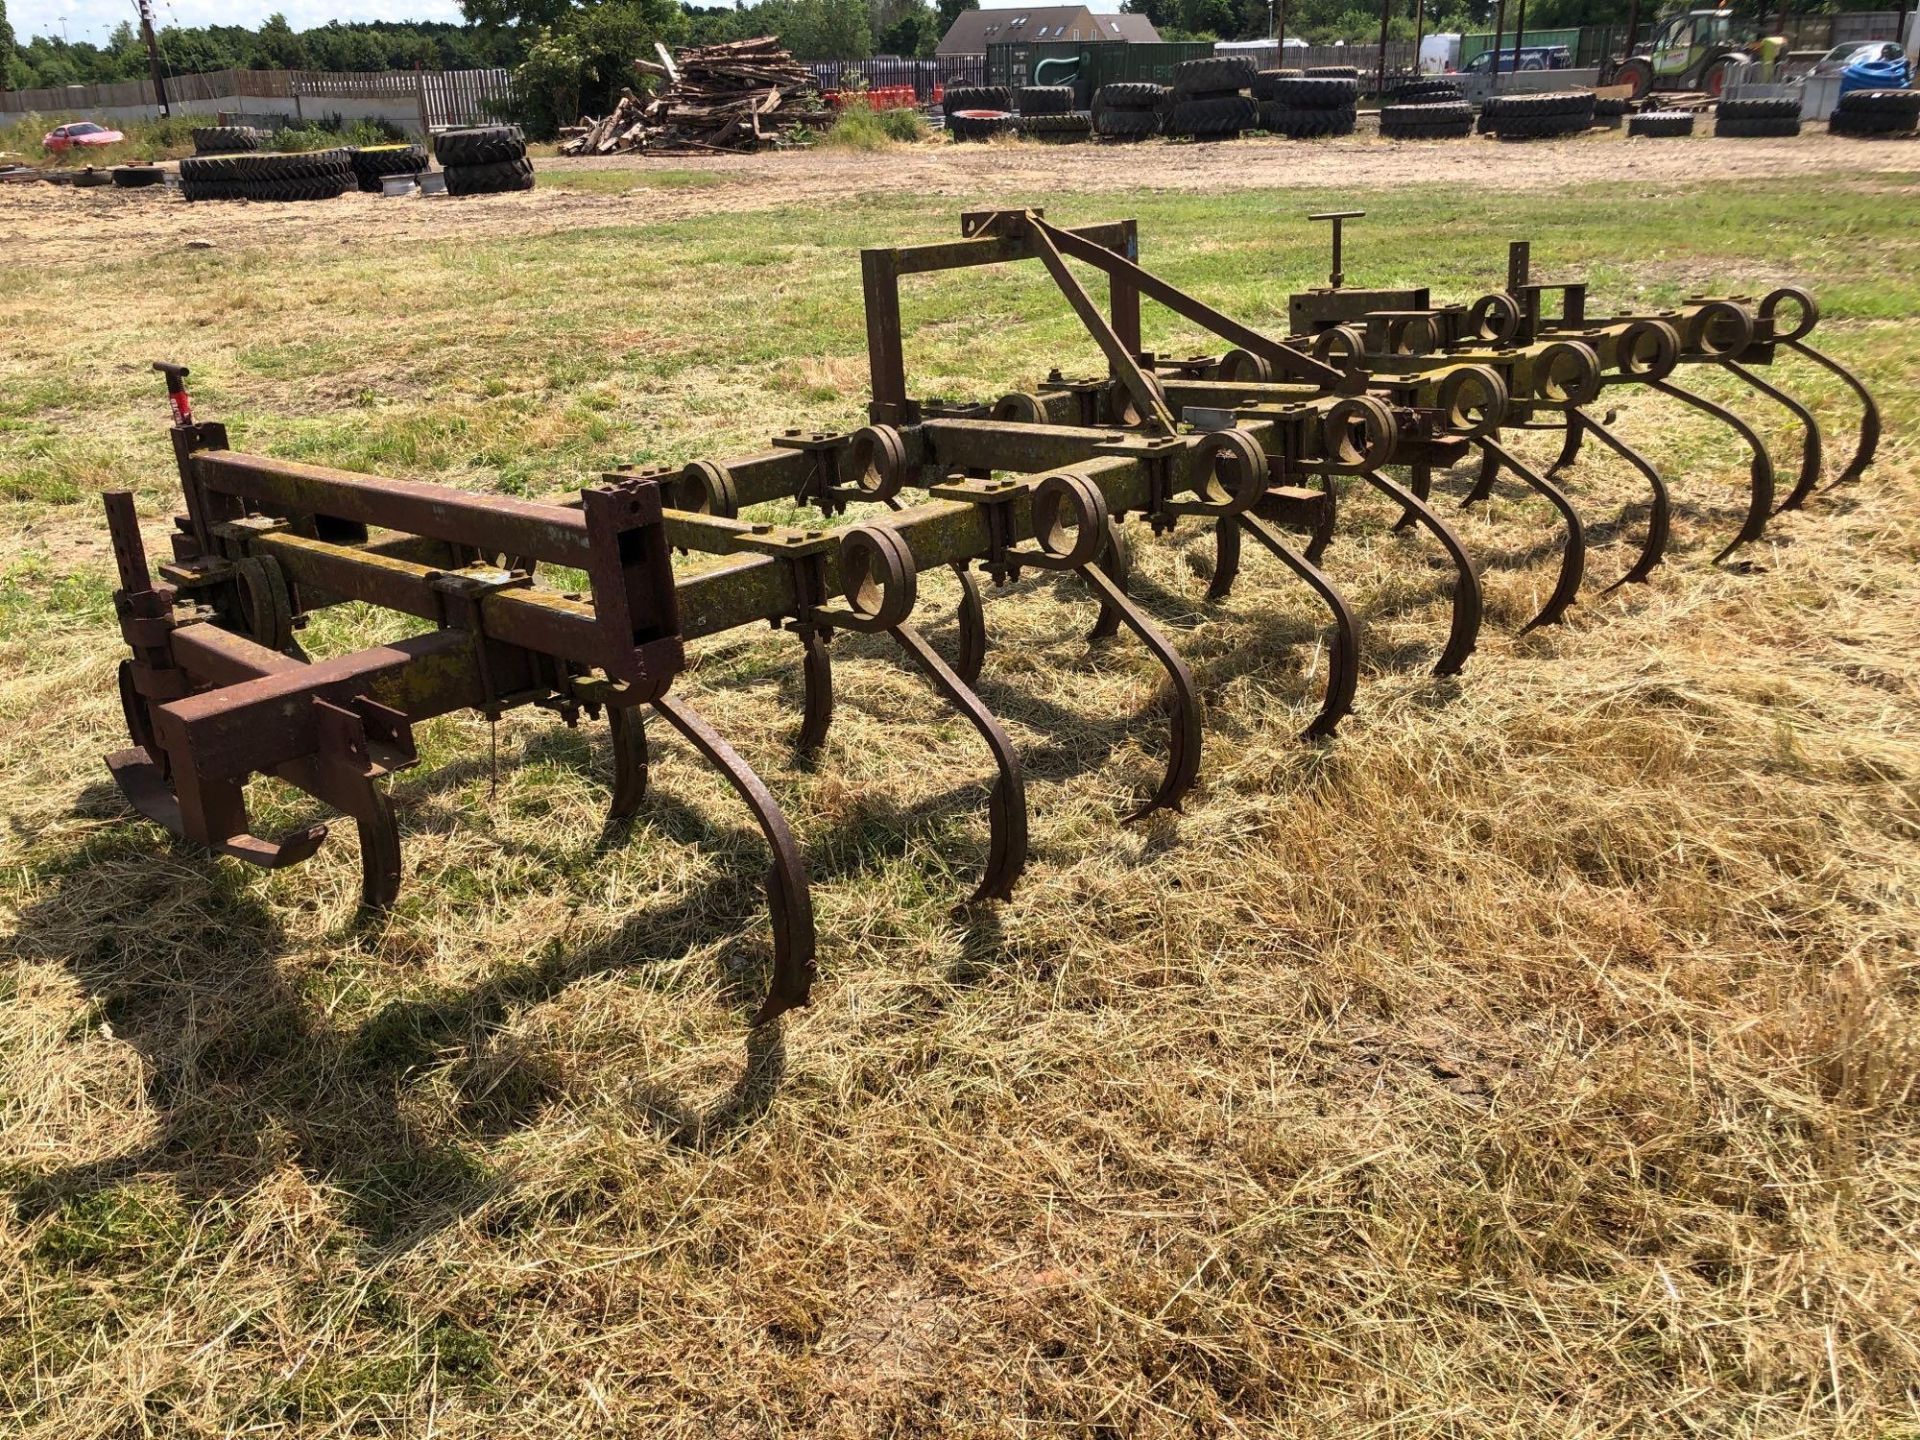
{"left": 3, "top": 129, "right": 1913, "bottom": 263}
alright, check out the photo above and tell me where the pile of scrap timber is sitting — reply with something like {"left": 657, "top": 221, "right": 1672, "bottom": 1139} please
{"left": 558, "top": 36, "right": 832, "bottom": 155}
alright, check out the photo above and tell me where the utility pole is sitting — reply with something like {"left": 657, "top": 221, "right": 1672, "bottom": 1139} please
{"left": 1490, "top": 0, "right": 1506, "bottom": 93}
{"left": 1374, "top": 0, "right": 1391, "bottom": 100}
{"left": 135, "top": 0, "right": 171, "bottom": 117}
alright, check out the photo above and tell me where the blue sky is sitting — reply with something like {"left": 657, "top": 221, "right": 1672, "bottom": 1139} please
{"left": 16, "top": 0, "right": 1120, "bottom": 46}
{"left": 16, "top": 0, "right": 469, "bottom": 45}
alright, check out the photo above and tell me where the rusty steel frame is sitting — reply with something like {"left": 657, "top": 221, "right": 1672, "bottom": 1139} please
{"left": 101, "top": 208, "right": 1883, "bottom": 1029}
{"left": 1161, "top": 213, "right": 1879, "bottom": 598}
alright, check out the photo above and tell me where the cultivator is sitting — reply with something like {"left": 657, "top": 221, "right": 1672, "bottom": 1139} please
{"left": 103, "top": 208, "right": 1880, "bottom": 1024}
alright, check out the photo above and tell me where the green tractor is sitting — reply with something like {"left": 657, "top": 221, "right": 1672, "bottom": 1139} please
{"left": 1604, "top": 8, "right": 1769, "bottom": 99}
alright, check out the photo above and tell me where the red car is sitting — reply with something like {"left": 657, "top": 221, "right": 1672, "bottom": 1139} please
{"left": 44, "top": 122, "right": 126, "bottom": 153}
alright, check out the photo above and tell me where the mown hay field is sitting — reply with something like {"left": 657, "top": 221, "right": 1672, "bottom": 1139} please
{"left": 1, "top": 162, "right": 1917, "bottom": 1436}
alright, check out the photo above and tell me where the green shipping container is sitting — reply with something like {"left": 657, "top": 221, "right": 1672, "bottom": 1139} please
{"left": 1457, "top": 27, "right": 1582, "bottom": 64}
{"left": 986, "top": 40, "right": 1215, "bottom": 107}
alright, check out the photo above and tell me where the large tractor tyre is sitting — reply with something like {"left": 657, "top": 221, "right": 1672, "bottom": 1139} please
{"left": 1611, "top": 56, "right": 1654, "bottom": 100}
{"left": 349, "top": 144, "right": 430, "bottom": 192}
{"left": 249, "top": 175, "right": 351, "bottom": 202}
{"left": 1017, "top": 85, "right": 1076, "bottom": 116}
{"left": 1382, "top": 115, "right": 1475, "bottom": 140}
{"left": 1714, "top": 114, "right": 1801, "bottom": 138}
{"left": 191, "top": 126, "right": 264, "bottom": 155}
{"left": 443, "top": 156, "right": 537, "bottom": 195}
{"left": 1016, "top": 111, "right": 1093, "bottom": 139}
{"left": 1482, "top": 90, "right": 1594, "bottom": 122}
{"left": 1390, "top": 79, "right": 1463, "bottom": 105}
{"left": 1698, "top": 54, "right": 1747, "bottom": 97}
{"left": 1173, "top": 55, "right": 1257, "bottom": 98}
{"left": 1094, "top": 105, "right": 1162, "bottom": 139}
{"left": 72, "top": 168, "right": 113, "bottom": 189}
{"left": 1718, "top": 96, "right": 1800, "bottom": 122}
{"left": 1491, "top": 112, "right": 1591, "bottom": 140}
{"left": 432, "top": 125, "right": 526, "bottom": 167}
{"left": 111, "top": 164, "right": 166, "bottom": 188}
{"left": 180, "top": 176, "right": 253, "bottom": 202}
{"left": 1306, "top": 65, "right": 1361, "bottom": 78}
{"left": 1261, "top": 103, "right": 1357, "bottom": 138}
{"left": 943, "top": 85, "right": 1012, "bottom": 113}
{"left": 1094, "top": 82, "right": 1165, "bottom": 110}
{"left": 1829, "top": 108, "right": 1906, "bottom": 136}
{"left": 1837, "top": 88, "right": 1920, "bottom": 124}
{"left": 180, "top": 149, "right": 353, "bottom": 185}
{"left": 1627, "top": 110, "right": 1695, "bottom": 137}
{"left": 1381, "top": 101, "right": 1475, "bottom": 139}
{"left": 1592, "top": 95, "right": 1631, "bottom": 118}
{"left": 1252, "top": 68, "right": 1307, "bottom": 99}
{"left": 1271, "top": 75, "right": 1359, "bottom": 108}
{"left": 948, "top": 111, "right": 1014, "bottom": 141}
{"left": 1168, "top": 94, "right": 1258, "bottom": 138}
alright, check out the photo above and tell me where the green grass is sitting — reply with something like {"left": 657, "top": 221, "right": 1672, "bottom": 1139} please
{"left": 1, "top": 157, "right": 1918, "bottom": 1436}
{"left": 815, "top": 105, "right": 930, "bottom": 150}
{"left": 539, "top": 167, "right": 728, "bottom": 193}
{"left": 0, "top": 111, "right": 404, "bottom": 168}
{"left": 3, "top": 177, "right": 1914, "bottom": 533}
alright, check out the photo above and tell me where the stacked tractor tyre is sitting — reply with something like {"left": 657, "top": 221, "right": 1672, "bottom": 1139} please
{"left": 1380, "top": 99, "right": 1473, "bottom": 140}
{"left": 1015, "top": 84, "right": 1092, "bottom": 140}
{"left": 1093, "top": 83, "right": 1167, "bottom": 139}
{"left": 1830, "top": 88, "right": 1920, "bottom": 137}
{"left": 1715, "top": 96, "right": 1800, "bottom": 138}
{"left": 1257, "top": 72, "right": 1358, "bottom": 138}
{"left": 179, "top": 148, "right": 353, "bottom": 203}
{"left": 349, "top": 143, "right": 430, "bottom": 192}
{"left": 1387, "top": 77, "right": 1464, "bottom": 106}
{"left": 1167, "top": 55, "right": 1258, "bottom": 140}
{"left": 1591, "top": 95, "right": 1631, "bottom": 130}
{"left": 190, "top": 126, "right": 266, "bottom": 156}
{"left": 944, "top": 86, "right": 1015, "bottom": 141}
{"left": 1628, "top": 110, "right": 1696, "bottom": 137}
{"left": 1480, "top": 90, "right": 1596, "bottom": 140}
{"left": 433, "top": 125, "right": 535, "bottom": 195}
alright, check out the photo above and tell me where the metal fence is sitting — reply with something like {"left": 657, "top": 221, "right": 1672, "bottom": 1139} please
{"left": 807, "top": 56, "right": 985, "bottom": 100}
{"left": 0, "top": 66, "right": 512, "bottom": 125}
{"left": 1223, "top": 40, "right": 1418, "bottom": 76}
{"left": 289, "top": 68, "right": 514, "bottom": 129}
{"left": 1459, "top": 27, "right": 1582, "bottom": 64}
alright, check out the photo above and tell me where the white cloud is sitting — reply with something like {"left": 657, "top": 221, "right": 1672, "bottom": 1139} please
{"left": 13, "top": 0, "right": 468, "bottom": 45}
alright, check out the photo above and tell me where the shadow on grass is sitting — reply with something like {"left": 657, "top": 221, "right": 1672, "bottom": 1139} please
{"left": 6, "top": 778, "right": 796, "bottom": 1252}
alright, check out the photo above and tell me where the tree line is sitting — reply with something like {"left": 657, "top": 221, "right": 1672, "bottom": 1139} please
{"left": 4, "top": 0, "right": 1881, "bottom": 131}
{"left": 0, "top": 0, "right": 1605, "bottom": 95}
{"left": 1, "top": 13, "right": 518, "bottom": 92}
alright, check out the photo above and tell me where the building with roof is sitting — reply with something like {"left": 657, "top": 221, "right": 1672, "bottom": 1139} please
{"left": 935, "top": 6, "right": 1162, "bottom": 56}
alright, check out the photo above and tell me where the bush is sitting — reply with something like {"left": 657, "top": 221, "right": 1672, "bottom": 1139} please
{"left": 273, "top": 115, "right": 408, "bottom": 152}
{"left": 2, "top": 111, "right": 205, "bottom": 165}
{"left": 504, "top": 1, "right": 685, "bottom": 141}
{"left": 0, "top": 110, "right": 412, "bottom": 167}
{"left": 817, "top": 105, "right": 926, "bottom": 149}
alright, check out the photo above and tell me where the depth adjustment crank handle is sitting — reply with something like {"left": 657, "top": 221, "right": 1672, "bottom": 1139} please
{"left": 153, "top": 361, "right": 193, "bottom": 426}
